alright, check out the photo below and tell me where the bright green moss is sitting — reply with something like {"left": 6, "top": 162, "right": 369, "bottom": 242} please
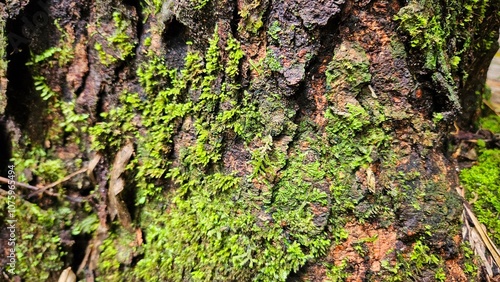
{"left": 90, "top": 26, "right": 262, "bottom": 208}
{"left": 480, "top": 115, "right": 500, "bottom": 133}
{"left": 95, "top": 227, "right": 138, "bottom": 281}
{"left": 94, "top": 42, "right": 117, "bottom": 66}
{"left": 432, "top": 112, "right": 444, "bottom": 124}
{"left": 93, "top": 11, "right": 136, "bottom": 66}
{"left": 394, "top": 5, "right": 445, "bottom": 50}
{"left": 380, "top": 238, "right": 446, "bottom": 281}
{"left": 268, "top": 21, "right": 282, "bottom": 41}
{"left": 192, "top": 0, "right": 210, "bottom": 10}
{"left": 460, "top": 148, "right": 500, "bottom": 246}
{"left": 109, "top": 11, "right": 136, "bottom": 59}
{"left": 0, "top": 198, "right": 72, "bottom": 280}
{"left": 142, "top": 0, "right": 164, "bottom": 19}
{"left": 225, "top": 36, "right": 245, "bottom": 78}
{"left": 264, "top": 48, "right": 283, "bottom": 72}
{"left": 11, "top": 140, "right": 67, "bottom": 184}
{"left": 88, "top": 25, "right": 337, "bottom": 281}
{"left": 135, "top": 139, "right": 331, "bottom": 281}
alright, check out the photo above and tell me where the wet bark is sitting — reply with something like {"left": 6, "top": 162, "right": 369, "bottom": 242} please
{"left": 0, "top": 0, "right": 499, "bottom": 281}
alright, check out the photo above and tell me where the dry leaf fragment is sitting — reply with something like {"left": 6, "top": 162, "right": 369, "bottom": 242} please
{"left": 57, "top": 267, "right": 76, "bottom": 282}
{"left": 87, "top": 153, "right": 102, "bottom": 184}
{"left": 108, "top": 142, "right": 134, "bottom": 231}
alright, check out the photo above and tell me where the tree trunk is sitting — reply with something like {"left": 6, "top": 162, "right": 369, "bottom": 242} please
{"left": 0, "top": 0, "right": 499, "bottom": 281}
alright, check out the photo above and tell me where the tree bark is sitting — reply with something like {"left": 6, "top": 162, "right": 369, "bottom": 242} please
{"left": 0, "top": 0, "right": 499, "bottom": 281}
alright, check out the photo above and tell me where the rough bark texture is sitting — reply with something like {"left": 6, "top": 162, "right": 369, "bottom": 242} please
{"left": 0, "top": 0, "right": 499, "bottom": 281}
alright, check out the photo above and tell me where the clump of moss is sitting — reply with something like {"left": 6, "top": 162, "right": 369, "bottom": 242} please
{"left": 461, "top": 242, "right": 479, "bottom": 279}
{"left": 88, "top": 24, "right": 340, "bottom": 281}
{"left": 94, "top": 11, "right": 136, "bottom": 66}
{"left": 0, "top": 198, "right": 72, "bottom": 280}
{"left": 191, "top": 0, "right": 210, "bottom": 10}
{"left": 95, "top": 226, "right": 139, "bottom": 281}
{"left": 381, "top": 239, "right": 446, "bottom": 281}
{"left": 319, "top": 104, "right": 391, "bottom": 224}
{"left": 325, "top": 41, "right": 371, "bottom": 97}
{"left": 460, "top": 114, "right": 500, "bottom": 246}
{"left": 480, "top": 115, "right": 500, "bottom": 133}
{"left": 238, "top": 0, "right": 266, "bottom": 35}
{"left": 264, "top": 48, "right": 283, "bottom": 72}
{"left": 129, "top": 28, "right": 326, "bottom": 281}
{"left": 0, "top": 17, "right": 9, "bottom": 114}
{"left": 460, "top": 148, "right": 500, "bottom": 245}
{"left": 394, "top": 0, "right": 495, "bottom": 111}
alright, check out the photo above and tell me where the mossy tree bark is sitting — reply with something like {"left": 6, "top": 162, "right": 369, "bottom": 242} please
{"left": 0, "top": 0, "right": 499, "bottom": 281}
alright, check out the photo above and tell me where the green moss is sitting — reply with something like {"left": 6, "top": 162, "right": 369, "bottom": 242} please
{"left": 87, "top": 25, "right": 341, "bottom": 281}
{"left": 460, "top": 148, "right": 500, "bottom": 246}
{"left": 93, "top": 11, "right": 136, "bottom": 66}
{"left": 10, "top": 140, "right": 66, "bottom": 183}
{"left": 96, "top": 227, "right": 139, "bottom": 281}
{"left": 480, "top": 115, "right": 500, "bottom": 133}
{"left": 71, "top": 213, "right": 98, "bottom": 236}
{"left": 0, "top": 43, "right": 95, "bottom": 282}
{"left": 25, "top": 21, "right": 74, "bottom": 68}
{"left": 109, "top": 12, "right": 136, "bottom": 58}
{"left": 0, "top": 17, "right": 8, "bottom": 74}
{"left": 192, "top": 0, "right": 210, "bottom": 10}
{"left": 461, "top": 242, "right": 479, "bottom": 279}
{"left": 318, "top": 104, "right": 391, "bottom": 225}
{"left": 267, "top": 21, "right": 282, "bottom": 41}
{"left": 27, "top": 37, "right": 88, "bottom": 145}
{"left": 0, "top": 30, "right": 96, "bottom": 278}
{"left": 94, "top": 42, "right": 117, "bottom": 66}
{"left": 33, "top": 76, "right": 57, "bottom": 101}
{"left": 0, "top": 198, "right": 72, "bottom": 280}
{"left": 29, "top": 74, "right": 88, "bottom": 145}
{"left": 326, "top": 259, "right": 349, "bottom": 281}
{"left": 238, "top": 0, "right": 265, "bottom": 35}
{"left": 381, "top": 239, "right": 445, "bottom": 281}
{"left": 264, "top": 48, "right": 283, "bottom": 72}
{"left": 394, "top": 0, "right": 493, "bottom": 111}
{"left": 225, "top": 36, "right": 245, "bottom": 78}
{"left": 73, "top": 1, "right": 495, "bottom": 280}
{"left": 142, "top": 0, "right": 164, "bottom": 19}
{"left": 96, "top": 235, "right": 122, "bottom": 281}
{"left": 325, "top": 42, "right": 371, "bottom": 96}
{"left": 432, "top": 112, "right": 444, "bottom": 124}
{"left": 394, "top": 5, "right": 445, "bottom": 50}
{"left": 135, "top": 138, "right": 331, "bottom": 281}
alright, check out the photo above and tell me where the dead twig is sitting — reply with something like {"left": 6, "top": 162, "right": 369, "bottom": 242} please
{"left": 0, "top": 176, "right": 43, "bottom": 192}
{"left": 28, "top": 167, "right": 88, "bottom": 197}
{"left": 0, "top": 167, "right": 90, "bottom": 202}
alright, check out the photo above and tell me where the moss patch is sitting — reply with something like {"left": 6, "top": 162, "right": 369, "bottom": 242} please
{"left": 460, "top": 115, "right": 500, "bottom": 246}
{"left": 460, "top": 148, "right": 500, "bottom": 246}
{"left": 89, "top": 26, "right": 334, "bottom": 281}
{"left": 394, "top": 0, "right": 495, "bottom": 111}
{"left": 480, "top": 115, "right": 500, "bottom": 133}
{"left": 0, "top": 198, "right": 72, "bottom": 280}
